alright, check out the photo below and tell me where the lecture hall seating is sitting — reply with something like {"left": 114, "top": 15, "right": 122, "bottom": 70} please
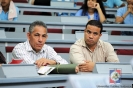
{"left": 13, "top": 0, "right": 28, "bottom": 3}
{"left": 6, "top": 46, "right": 70, "bottom": 53}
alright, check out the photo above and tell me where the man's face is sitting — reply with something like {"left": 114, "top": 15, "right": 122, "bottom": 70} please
{"left": 1, "top": 0, "right": 11, "bottom": 7}
{"left": 84, "top": 25, "right": 102, "bottom": 47}
{"left": 27, "top": 26, "right": 48, "bottom": 53}
{"left": 127, "top": 0, "right": 133, "bottom": 5}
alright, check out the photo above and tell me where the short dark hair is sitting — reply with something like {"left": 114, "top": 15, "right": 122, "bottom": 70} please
{"left": 86, "top": 20, "right": 103, "bottom": 34}
{"left": 29, "top": 21, "right": 47, "bottom": 33}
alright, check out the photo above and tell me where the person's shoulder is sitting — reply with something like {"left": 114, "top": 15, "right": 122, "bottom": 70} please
{"left": 77, "top": 9, "right": 83, "bottom": 13}
{"left": 14, "top": 42, "right": 26, "bottom": 49}
{"left": 117, "top": 6, "right": 126, "bottom": 11}
{"left": 75, "top": 9, "right": 83, "bottom": 16}
{"left": 71, "top": 38, "right": 84, "bottom": 47}
{"left": 99, "top": 40, "right": 112, "bottom": 47}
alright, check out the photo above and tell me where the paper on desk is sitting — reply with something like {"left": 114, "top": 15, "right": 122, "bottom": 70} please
{"left": 38, "top": 66, "right": 55, "bottom": 75}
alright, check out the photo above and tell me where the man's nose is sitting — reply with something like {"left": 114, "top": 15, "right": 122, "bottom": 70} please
{"left": 89, "top": 33, "right": 93, "bottom": 39}
{"left": 38, "top": 36, "right": 43, "bottom": 42}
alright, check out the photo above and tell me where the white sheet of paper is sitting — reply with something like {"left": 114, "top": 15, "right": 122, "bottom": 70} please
{"left": 38, "top": 66, "right": 55, "bottom": 75}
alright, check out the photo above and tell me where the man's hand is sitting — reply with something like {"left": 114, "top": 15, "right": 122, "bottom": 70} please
{"left": 79, "top": 61, "right": 95, "bottom": 72}
{"left": 75, "top": 66, "right": 79, "bottom": 73}
{"left": 35, "top": 58, "right": 56, "bottom": 68}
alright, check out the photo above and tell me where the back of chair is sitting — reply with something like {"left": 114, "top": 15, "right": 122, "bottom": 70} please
{"left": 5, "top": 46, "right": 14, "bottom": 63}
{"left": 53, "top": 47, "right": 70, "bottom": 63}
{"left": 117, "top": 49, "right": 133, "bottom": 55}
{"left": 5, "top": 46, "right": 14, "bottom": 53}
{"left": 0, "top": 52, "right": 6, "bottom": 64}
{"left": 54, "top": 47, "right": 70, "bottom": 53}
{"left": 48, "top": 28, "right": 63, "bottom": 33}
{"left": 111, "top": 31, "right": 121, "bottom": 35}
{"left": 12, "top": 0, "right": 28, "bottom": 3}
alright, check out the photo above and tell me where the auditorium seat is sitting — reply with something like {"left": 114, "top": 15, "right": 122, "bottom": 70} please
{"left": 117, "top": 49, "right": 133, "bottom": 55}
{"left": 54, "top": 47, "right": 70, "bottom": 63}
{"left": 12, "top": 0, "right": 28, "bottom": 3}
{"left": 5, "top": 46, "right": 14, "bottom": 63}
{"left": 23, "top": 11, "right": 52, "bottom": 16}
{"left": 111, "top": 31, "right": 121, "bottom": 35}
{"left": 48, "top": 28, "right": 62, "bottom": 33}
{"left": 5, "top": 46, "right": 14, "bottom": 53}
{"left": 54, "top": 47, "right": 70, "bottom": 53}
{"left": 72, "top": 30, "right": 83, "bottom": 34}
{"left": 111, "top": 31, "right": 133, "bottom": 55}
{"left": 75, "top": 2, "right": 83, "bottom": 6}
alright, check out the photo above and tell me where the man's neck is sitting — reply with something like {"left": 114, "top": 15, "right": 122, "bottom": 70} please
{"left": 2, "top": 6, "right": 9, "bottom": 13}
{"left": 88, "top": 44, "right": 97, "bottom": 52}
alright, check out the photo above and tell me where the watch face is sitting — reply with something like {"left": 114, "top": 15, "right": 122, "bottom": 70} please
{"left": 111, "top": 71, "right": 120, "bottom": 81}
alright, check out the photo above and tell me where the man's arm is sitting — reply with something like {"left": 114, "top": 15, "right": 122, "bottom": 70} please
{"left": 47, "top": 46, "right": 68, "bottom": 64}
{"left": 105, "top": 43, "right": 119, "bottom": 62}
{"left": 79, "top": 61, "right": 95, "bottom": 72}
{"left": 69, "top": 45, "right": 86, "bottom": 64}
{"left": 115, "top": 6, "right": 131, "bottom": 23}
{"left": 12, "top": 46, "right": 35, "bottom": 64}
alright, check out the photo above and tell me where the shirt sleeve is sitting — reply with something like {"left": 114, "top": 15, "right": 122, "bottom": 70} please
{"left": 75, "top": 9, "right": 82, "bottom": 16}
{"left": 69, "top": 44, "right": 85, "bottom": 64}
{"left": 47, "top": 46, "right": 68, "bottom": 64}
{"left": 116, "top": 8, "right": 123, "bottom": 17}
{"left": 12, "top": 45, "right": 35, "bottom": 64}
{"left": 105, "top": 43, "right": 119, "bottom": 62}
{"left": 114, "top": 0, "right": 123, "bottom": 7}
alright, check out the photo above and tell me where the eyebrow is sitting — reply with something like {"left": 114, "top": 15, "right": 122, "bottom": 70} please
{"left": 86, "top": 30, "right": 98, "bottom": 34}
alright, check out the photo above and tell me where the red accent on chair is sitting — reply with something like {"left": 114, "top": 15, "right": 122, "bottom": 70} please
{"left": 75, "top": 2, "right": 83, "bottom": 6}
{"left": 6, "top": 46, "right": 14, "bottom": 53}
{"left": 117, "top": 49, "right": 133, "bottom": 55}
{"left": 12, "top": 0, "right": 28, "bottom": 3}
{"left": 111, "top": 31, "right": 121, "bottom": 35}
{"left": 48, "top": 28, "right": 62, "bottom": 33}
{"left": 53, "top": 47, "right": 70, "bottom": 53}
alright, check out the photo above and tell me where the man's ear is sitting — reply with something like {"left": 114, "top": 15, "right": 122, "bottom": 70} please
{"left": 27, "top": 32, "right": 30, "bottom": 40}
{"left": 100, "top": 33, "right": 102, "bottom": 37}
{"left": 84, "top": 29, "right": 86, "bottom": 33}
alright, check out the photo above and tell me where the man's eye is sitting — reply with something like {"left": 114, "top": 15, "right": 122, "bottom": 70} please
{"left": 42, "top": 35, "right": 47, "bottom": 37}
{"left": 94, "top": 33, "right": 98, "bottom": 35}
{"left": 87, "top": 31, "right": 91, "bottom": 34}
{"left": 35, "top": 35, "right": 39, "bottom": 36}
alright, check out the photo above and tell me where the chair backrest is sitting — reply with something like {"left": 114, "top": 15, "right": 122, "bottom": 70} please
{"left": 5, "top": 46, "right": 14, "bottom": 53}
{"left": 48, "top": 28, "right": 62, "bottom": 33}
{"left": 53, "top": 47, "right": 70, "bottom": 63}
{"left": 117, "top": 49, "right": 133, "bottom": 55}
{"left": 111, "top": 31, "right": 121, "bottom": 35}
{"left": 12, "top": 0, "right": 28, "bottom": 3}
{"left": 53, "top": 47, "right": 70, "bottom": 53}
